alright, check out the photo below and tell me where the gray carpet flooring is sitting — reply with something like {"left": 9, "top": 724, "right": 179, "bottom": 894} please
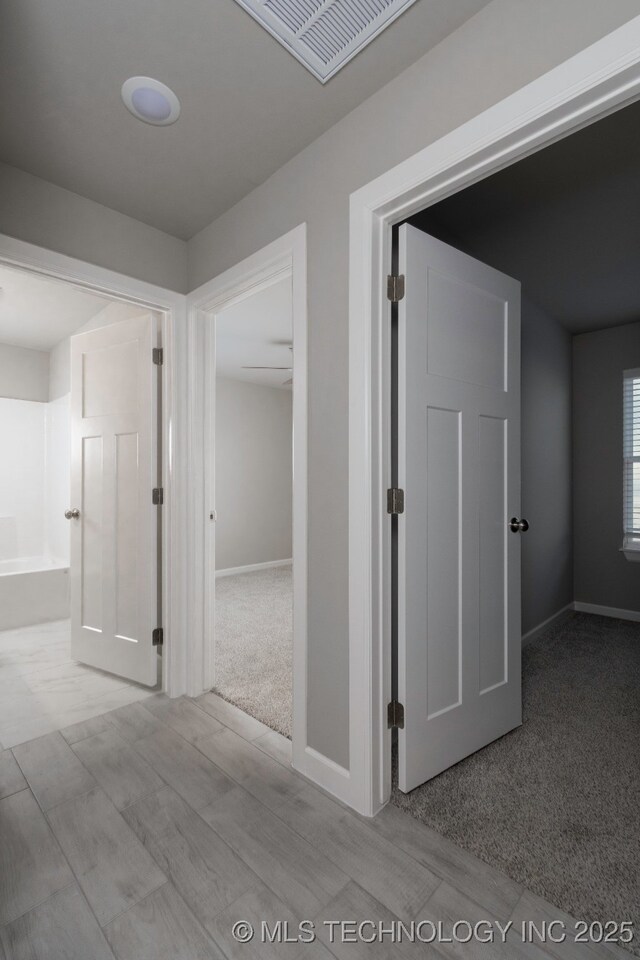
{"left": 391, "top": 612, "right": 640, "bottom": 948}
{"left": 213, "top": 565, "right": 292, "bottom": 738}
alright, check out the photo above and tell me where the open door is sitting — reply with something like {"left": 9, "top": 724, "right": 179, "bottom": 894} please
{"left": 397, "top": 225, "right": 522, "bottom": 793}
{"left": 69, "top": 314, "right": 160, "bottom": 687}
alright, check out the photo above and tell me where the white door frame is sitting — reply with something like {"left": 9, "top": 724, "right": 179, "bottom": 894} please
{"left": 185, "top": 225, "right": 308, "bottom": 767}
{"left": 0, "top": 233, "right": 188, "bottom": 697}
{"left": 348, "top": 17, "right": 640, "bottom": 817}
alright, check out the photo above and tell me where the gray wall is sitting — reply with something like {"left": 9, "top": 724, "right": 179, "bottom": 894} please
{"left": 0, "top": 343, "right": 49, "bottom": 401}
{"left": 573, "top": 321, "right": 640, "bottom": 612}
{"left": 215, "top": 379, "right": 292, "bottom": 571}
{"left": 521, "top": 299, "right": 573, "bottom": 635}
{"left": 0, "top": 161, "right": 188, "bottom": 293}
{"left": 186, "top": 0, "right": 640, "bottom": 769}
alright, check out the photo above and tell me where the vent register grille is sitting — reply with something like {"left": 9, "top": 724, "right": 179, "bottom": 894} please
{"left": 233, "top": 0, "right": 417, "bottom": 81}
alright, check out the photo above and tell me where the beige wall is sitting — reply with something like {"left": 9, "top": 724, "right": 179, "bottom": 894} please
{"left": 187, "top": 0, "right": 640, "bottom": 768}
{"left": 0, "top": 343, "right": 49, "bottom": 402}
{"left": 215, "top": 379, "right": 292, "bottom": 572}
{"left": 0, "top": 161, "right": 187, "bottom": 293}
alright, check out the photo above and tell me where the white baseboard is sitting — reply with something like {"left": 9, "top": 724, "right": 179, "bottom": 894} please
{"left": 572, "top": 601, "right": 640, "bottom": 622}
{"left": 521, "top": 604, "right": 574, "bottom": 647}
{"left": 215, "top": 558, "right": 292, "bottom": 579}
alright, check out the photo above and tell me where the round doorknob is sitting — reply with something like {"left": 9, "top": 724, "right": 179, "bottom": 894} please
{"left": 65, "top": 508, "right": 80, "bottom": 520}
{"left": 509, "top": 517, "right": 529, "bottom": 533}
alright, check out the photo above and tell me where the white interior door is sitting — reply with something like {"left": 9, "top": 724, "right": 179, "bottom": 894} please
{"left": 69, "top": 314, "right": 160, "bottom": 686}
{"left": 397, "top": 225, "right": 522, "bottom": 793}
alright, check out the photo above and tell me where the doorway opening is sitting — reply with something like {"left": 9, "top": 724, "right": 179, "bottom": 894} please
{"left": 386, "top": 92, "right": 640, "bottom": 932}
{"left": 0, "top": 260, "right": 166, "bottom": 748}
{"left": 210, "top": 275, "right": 294, "bottom": 738}
{"left": 186, "top": 224, "right": 307, "bottom": 778}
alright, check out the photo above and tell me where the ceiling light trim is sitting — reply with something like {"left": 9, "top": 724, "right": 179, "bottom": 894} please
{"left": 121, "top": 77, "right": 181, "bottom": 126}
{"left": 233, "top": 0, "right": 418, "bottom": 82}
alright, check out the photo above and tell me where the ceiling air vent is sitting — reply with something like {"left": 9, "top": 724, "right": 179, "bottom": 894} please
{"left": 233, "top": 0, "right": 418, "bottom": 82}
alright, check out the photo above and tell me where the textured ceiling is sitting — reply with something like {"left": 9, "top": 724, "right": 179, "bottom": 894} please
{"left": 0, "top": 0, "right": 490, "bottom": 239}
{"left": 409, "top": 98, "right": 640, "bottom": 334}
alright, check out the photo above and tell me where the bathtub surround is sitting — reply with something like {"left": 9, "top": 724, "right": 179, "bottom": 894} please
{"left": 0, "top": 396, "right": 70, "bottom": 569}
{"left": 0, "top": 343, "right": 50, "bottom": 402}
{"left": 44, "top": 395, "right": 71, "bottom": 563}
{"left": 0, "top": 559, "right": 69, "bottom": 631}
{"left": 0, "top": 398, "right": 46, "bottom": 561}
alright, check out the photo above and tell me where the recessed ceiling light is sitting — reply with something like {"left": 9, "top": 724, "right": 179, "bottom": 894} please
{"left": 121, "top": 77, "right": 180, "bottom": 126}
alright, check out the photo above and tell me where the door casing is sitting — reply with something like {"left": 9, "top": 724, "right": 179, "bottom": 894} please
{"left": 185, "top": 226, "right": 313, "bottom": 788}
{"left": 0, "top": 233, "right": 188, "bottom": 697}
{"left": 348, "top": 16, "right": 640, "bottom": 817}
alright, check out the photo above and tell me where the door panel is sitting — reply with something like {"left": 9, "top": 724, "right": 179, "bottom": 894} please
{"left": 425, "top": 405, "right": 461, "bottom": 719}
{"left": 70, "top": 315, "right": 159, "bottom": 686}
{"left": 398, "top": 225, "right": 521, "bottom": 793}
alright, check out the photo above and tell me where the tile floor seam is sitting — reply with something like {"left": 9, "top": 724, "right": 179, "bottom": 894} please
{"left": 4, "top": 781, "right": 114, "bottom": 951}
{"left": 120, "top": 781, "right": 278, "bottom": 946}
{"left": 367, "top": 807, "right": 526, "bottom": 918}
{"left": 33, "top": 773, "right": 168, "bottom": 936}
{"left": 66, "top": 717, "right": 183, "bottom": 813}
{"left": 0, "top": 879, "right": 79, "bottom": 931}
{"left": 135, "top": 698, "right": 308, "bottom": 808}
{"left": 47, "top": 794, "right": 171, "bottom": 930}
{"left": 97, "top": 877, "right": 171, "bottom": 931}
{"left": 191, "top": 788, "right": 352, "bottom": 922}
{"left": 102, "top": 880, "right": 240, "bottom": 960}
{"left": 0, "top": 878, "right": 69, "bottom": 928}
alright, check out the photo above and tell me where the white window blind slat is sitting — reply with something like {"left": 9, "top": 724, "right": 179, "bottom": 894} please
{"left": 623, "top": 368, "right": 640, "bottom": 542}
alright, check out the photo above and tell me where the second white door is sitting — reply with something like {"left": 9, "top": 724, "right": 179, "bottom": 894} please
{"left": 69, "top": 314, "right": 160, "bottom": 687}
{"left": 397, "top": 225, "right": 522, "bottom": 793}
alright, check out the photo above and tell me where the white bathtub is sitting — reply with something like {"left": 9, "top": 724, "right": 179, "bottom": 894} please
{"left": 0, "top": 556, "right": 70, "bottom": 630}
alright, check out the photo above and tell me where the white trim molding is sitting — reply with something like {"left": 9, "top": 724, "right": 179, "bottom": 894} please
{"left": 215, "top": 559, "right": 292, "bottom": 578}
{"left": 522, "top": 605, "right": 574, "bottom": 648}
{"left": 0, "top": 233, "right": 188, "bottom": 698}
{"left": 348, "top": 16, "right": 640, "bottom": 816}
{"left": 184, "top": 226, "right": 320, "bottom": 792}
{"left": 573, "top": 601, "right": 640, "bottom": 622}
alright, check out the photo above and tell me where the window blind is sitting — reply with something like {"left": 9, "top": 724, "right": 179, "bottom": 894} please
{"left": 623, "top": 368, "right": 640, "bottom": 543}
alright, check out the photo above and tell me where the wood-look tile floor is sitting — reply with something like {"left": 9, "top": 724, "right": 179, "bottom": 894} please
{"left": 0, "top": 620, "right": 158, "bottom": 749}
{"left": 0, "top": 692, "right": 629, "bottom": 959}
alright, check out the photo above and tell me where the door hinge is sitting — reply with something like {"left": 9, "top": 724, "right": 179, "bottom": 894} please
{"left": 387, "top": 487, "right": 404, "bottom": 515}
{"left": 152, "top": 347, "right": 163, "bottom": 365}
{"left": 152, "top": 627, "right": 163, "bottom": 647}
{"left": 387, "top": 274, "right": 405, "bottom": 303}
{"left": 387, "top": 700, "right": 405, "bottom": 729}
{"left": 152, "top": 487, "right": 164, "bottom": 505}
